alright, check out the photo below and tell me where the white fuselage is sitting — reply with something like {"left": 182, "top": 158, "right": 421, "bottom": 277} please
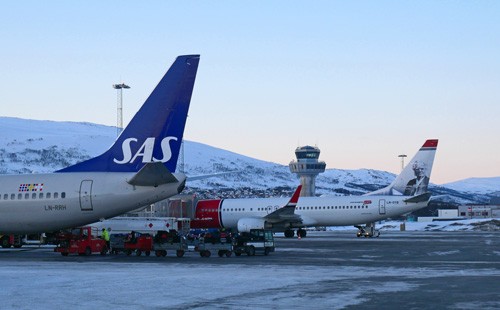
{"left": 0, "top": 172, "right": 185, "bottom": 234}
{"left": 219, "top": 195, "right": 426, "bottom": 229}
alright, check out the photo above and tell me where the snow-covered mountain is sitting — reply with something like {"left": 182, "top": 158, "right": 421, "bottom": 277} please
{"left": 1, "top": 117, "right": 498, "bottom": 206}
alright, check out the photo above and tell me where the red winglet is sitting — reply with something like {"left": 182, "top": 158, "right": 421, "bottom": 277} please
{"left": 289, "top": 185, "right": 302, "bottom": 204}
{"left": 422, "top": 139, "right": 438, "bottom": 148}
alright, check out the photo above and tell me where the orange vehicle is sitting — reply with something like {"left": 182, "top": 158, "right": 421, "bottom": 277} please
{"left": 54, "top": 227, "right": 108, "bottom": 256}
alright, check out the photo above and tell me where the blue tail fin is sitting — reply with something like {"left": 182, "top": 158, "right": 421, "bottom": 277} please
{"left": 57, "top": 55, "right": 200, "bottom": 173}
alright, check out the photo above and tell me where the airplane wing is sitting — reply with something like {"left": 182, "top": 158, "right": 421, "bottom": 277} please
{"left": 127, "top": 162, "right": 179, "bottom": 186}
{"left": 264, "top": 185, "right": 302, "bottom": 224}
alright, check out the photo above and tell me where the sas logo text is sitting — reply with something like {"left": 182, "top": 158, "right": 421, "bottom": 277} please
{"left": 113, "top": 137, "right": 177, "bottom": 164}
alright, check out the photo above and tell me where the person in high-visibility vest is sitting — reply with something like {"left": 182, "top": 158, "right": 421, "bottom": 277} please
{"left": 102, "top": 228, "right": 110, "bottom": 252}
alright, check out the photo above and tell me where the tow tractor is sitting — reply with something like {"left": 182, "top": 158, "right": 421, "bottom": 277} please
{"left": 233, "top": 229, "right": 275, "bottom": 256}
{"left": 54, "top": 227, "right": 108, "bottom": 256}
{"left": 355, "top": 223, "right": 380, "bottom": 238}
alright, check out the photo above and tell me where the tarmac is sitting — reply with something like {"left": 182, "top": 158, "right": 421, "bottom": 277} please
{"left": 0, "top": 230, "right": 499, "bottom": 309}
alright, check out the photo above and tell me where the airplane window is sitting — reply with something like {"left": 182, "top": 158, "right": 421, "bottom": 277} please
{"left": 25, "top": 193, "right": 29, "bottom": 199}
{"left": 250, "top": 208, "right": 252, "bottom": 211}
{"left": 3, "top": 194, "right": 6, "bottom": 200}
{"left": 32, "top": 193, "right": 36, "bottom": 199}
{"left": 47, "top": 193, "right": 51, "bottom": 199}
{"left": 62, "top": 192, "right": 66, "bottom": 198}
{"left": 54, "top": 193, "right": 59, "bottom": 199}
{"left": 11, "top": 194, "right": 15, "bottom": 200}
{"left": 18, "top": 193, "right": 22, "bottom": 199}
{"left": 39, "top": 193, "right": 44, "bottom": 199}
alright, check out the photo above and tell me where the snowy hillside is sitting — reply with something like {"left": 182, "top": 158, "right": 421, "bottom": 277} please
{"left": 443, "top": 177, "right": 500, "bottom": 195}
{"left": 0, "top": 117, "right": 497, "bottom": 205}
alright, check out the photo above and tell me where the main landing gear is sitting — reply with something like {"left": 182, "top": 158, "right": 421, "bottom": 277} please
{"left": 284, "top": 229, "right": 307, "bottom": 238}
{"left": 355, "top": 223, "right": 380, "bottom": 238}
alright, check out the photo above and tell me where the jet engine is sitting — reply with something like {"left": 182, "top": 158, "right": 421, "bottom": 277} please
{"left": 237, "top": 218, "right": 268, "bottom": 232}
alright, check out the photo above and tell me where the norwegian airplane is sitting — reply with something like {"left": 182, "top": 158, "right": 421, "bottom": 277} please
{"left": 192, "top": 139, "right": 438, "bottom": 238}
{"left": 0, "top": 55, "right": 200, "bottom": 234}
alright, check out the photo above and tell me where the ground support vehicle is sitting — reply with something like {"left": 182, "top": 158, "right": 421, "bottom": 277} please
{"left": 109, "top": 233, "right": 153, "bottom": 256}
{"left": 0, "top": 234, "right": 23, "bottom": 248}
{"left": 109, "top": 234, "right": 128, "bottom": 254}
{"left": 233, "top": 229, "right": 275, "bottom": 256}
{"left": 193, "top": 237, "right": 233, "bottom": 258}
{"left": 54, "top": 227, "right": 108, "bottom": 256}
{"left": 153, "top": 230, "right": 188, "bottom": 257}
{"left": 355, "top": 223, "right": 380, "bottom": 238}
{"left": 124, "top": 234, "right": 153, "bottom": 256}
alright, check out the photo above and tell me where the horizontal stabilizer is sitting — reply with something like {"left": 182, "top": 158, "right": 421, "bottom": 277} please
{"left": 128, "top": 162, "right": 178, "bottom": 186}
{"left": 403, "top": 192, "right": 432, "bottom": 203}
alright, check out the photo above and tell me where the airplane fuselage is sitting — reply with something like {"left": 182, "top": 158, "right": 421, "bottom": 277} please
{"left": 192, "top": 195, "right": 428, "bottom": 231}
{"left": 0, "top": 172, "right": 185, "bottom": 233}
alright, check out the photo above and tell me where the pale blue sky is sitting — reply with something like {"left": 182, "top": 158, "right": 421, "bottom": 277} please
{"left": 1, "top": 1, "right": 499, "bottom": 184}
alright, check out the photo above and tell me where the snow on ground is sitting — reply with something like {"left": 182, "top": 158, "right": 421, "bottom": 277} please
{"left": 1, "top": 261, "right": 498, "bottom": 310}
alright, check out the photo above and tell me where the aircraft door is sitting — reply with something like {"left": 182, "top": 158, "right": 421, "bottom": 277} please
{"left": 378, "top": 199, "right": 386, "bottom": 215}
{"left": 79, "top": 180, "right": 93, "bottom": 211}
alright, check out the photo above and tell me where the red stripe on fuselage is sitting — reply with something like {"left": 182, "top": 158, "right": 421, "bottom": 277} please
{"left": 190, "top": 199, "right": 223, "bottom": 229}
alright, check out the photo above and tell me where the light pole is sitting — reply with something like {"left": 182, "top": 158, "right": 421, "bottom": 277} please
{"left": 112, "top": 83, "right": 130, "bottom": 136}
{"left": 398, "top": 154, "right": 407, "bottom": 172}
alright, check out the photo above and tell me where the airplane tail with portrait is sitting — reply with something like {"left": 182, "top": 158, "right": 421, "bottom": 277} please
{"left": 366, "top": 139, "right": 438, "bottom": 197}
{"left": 57, "top": 55, "right": 200, "bottom": 178}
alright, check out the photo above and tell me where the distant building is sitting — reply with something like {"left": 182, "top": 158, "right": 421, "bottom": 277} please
{"left": 289, "top": 146, "right": 326, "bottom": 197}
{"left": 458, "top": 205, "right": 500, "bottom": 219}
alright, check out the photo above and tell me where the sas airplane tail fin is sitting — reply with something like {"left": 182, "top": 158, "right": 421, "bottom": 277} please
{"left": 57, "top": 55, "right": 200, "bottom": 174}
{"left": 367, "top": 139, "right": 438, "bottom": 196}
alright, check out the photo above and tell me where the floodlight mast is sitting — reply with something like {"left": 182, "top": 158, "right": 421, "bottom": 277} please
{"left": 112, "top": 83, "right": 130, "bottom": 137}
{"left": 398, "top": 154, "right": 407, "bottom": 172}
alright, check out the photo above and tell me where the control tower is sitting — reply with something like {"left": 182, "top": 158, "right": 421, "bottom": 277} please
{"left": 289, "top": 146, "right": 326, "bottom": 197}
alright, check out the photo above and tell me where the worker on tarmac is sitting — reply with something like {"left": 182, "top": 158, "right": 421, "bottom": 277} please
{"left": 102, "top": 228, "right": 110, "bottom": 251}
